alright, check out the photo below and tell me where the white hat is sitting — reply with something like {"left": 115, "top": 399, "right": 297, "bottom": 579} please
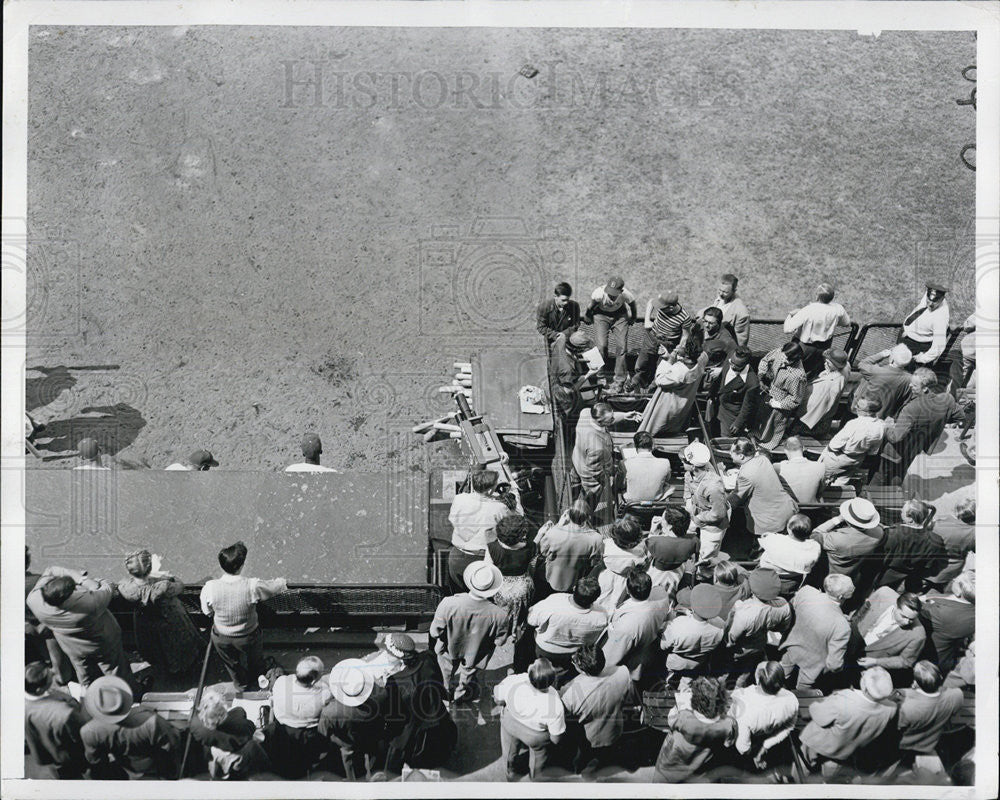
{"left": 890, "top": 344, "right": 913, "bottom": 367}
{"left": 683, "top": 441, "right": 712, "bottom": 467}
{"left": 840, "top": 498, "right": 880, "bottom": 530}
{"left": 328, "top": 658, "right": 375, "bottom": 707}
{"left": 463, "top": 560, "right": 504, "bottom": 598}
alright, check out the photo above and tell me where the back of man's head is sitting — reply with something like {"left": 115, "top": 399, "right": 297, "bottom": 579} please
{"left": 624, "top": 566, "right": 652, "bottom": 601}
{"left": 218, "top": 541, "right": 248, "bottom": 575}
{"left": 913, "top": 367, "right": 938, "bottom": 391}
{"left": 860, "top": 666, "right": 893, "bottom": 701}
{"left": 470, "top": 469, "right": 499, "bottom": 495}
{"left": 528, "top": 658, "right": 557, "bottom": 692}
{"left": 901, "top": 499, "right": 933, "bottom": 527}
{"left": 786, "top": 514, "right": 812, "bottom": 541}
{"left": 955, "top": 496, "right": 976, "bottom": 524}
{"left": 823, "top": 573, "right": 855, "bottom": 602}
{"left": 731, "top": 437, "right": 756, "bottom": 459}
{"left": 610, "top": 515, "right": 643, "bottom": 550}
{"left": 755, "top": 661, "right": 786, "bottom": 696}
{"left": 952, "top": 571, "right": 975, "bottom": 603}
{"left": 40, "top": 575, "right": 76, "bottom": 608}
{"left": 816, "top": 283, "right": 835, "bottom": 303}
{"left": 25, "top": 662, "right": 53, "bottom": 696}
{"left": 912, "top": 660, "right": 944, "bottom": 694}
{"left": 633, "top": 431, "right": 654, "bottom": 451}
{"left": 856, "top": 395, "right": 882, "bottom": 416}
{"left": 784, "top": 436, "right": 803, "bottom": 455}
{"left": 713, "top": 561, "right": 741, "bottom": 588}
{"left": 573, "top": 576, "right": 601, "bottom": 608}
{"left": 295, "top": 656, "right": 325, "bottom": 686}
{"left": 662, "top": 506, "right": 691, "bottom": 537}
{"left": 571, "top": 644, "right": 606, "bottom": 677}
{"left": 566, "top": 497, "right": 592, "bottom": 527}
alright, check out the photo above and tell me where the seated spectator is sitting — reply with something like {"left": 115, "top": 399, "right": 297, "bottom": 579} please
{"left": 730, "top": 661, "right": 798, "bottom": 767}
{"left": 681, "top": 442, "right": 730, "bottom": 562}
{"left": 798, "top": 667, "right": 898, "bottom": 774}
{"left": 24, "top": 663, "right": 88, "bottom": 780}
{"left": 660, "top": 584, "right": 725, "bottom": 688}
{"left": 653, "top": 676, "right": 737, "bottom": 783}
{"left": 818, "top": 395, "right": 885, "bottom": 481}
{"left": 320, "top": 658, "right": 388, "bottom": 781}
{"left": 780, "top": 575, "right": 854, "bottom": 690}
{"left": 534, "top": 498, "right": 604, "bottom": 594}
{"left": 811, "top": 498, "right": 885, "bottom": 602}
{"left": 75, "top": 437, "right": 110, "bottom": 470}
{"left": 797, "top": 348, "right": 850, "bottom": 437}
{"left": 117, "top": 549, "right": 201, "bottom": 677}
{"left": 165, "top": 448, "right": 218, "bottom": 471}
{"left": 724, "top": 569, "right": 792, "bottom": 686}
{"left": 189, "top": 689, "right": 269, "bottom": 780}
{"left": 774, "top": 437, "right": 826, "bottom": 504}
{"left": 699, "top": 306, "right": 737, "bottom": 370}
{"left": 920, "top": 571, "right": 975, "bottom": 675}
{"left": 709, "top": 345, "right": 760, "bottom": 437}
{"left": 493, "top": 659, "right": 566, "bottom": 781}
{"left": 926, "top": 496, "right": 976, "bottom": 589}
{"left": 754, "top": 342, "right": 808, "bottom": 448}
{"left": 677, "top": 560, "right": 748, "bottom": 619}
{"left": 285, "top": 433, "right": 339, "bottom": 472}
{"left": 446, "top": 468, "right": 510, "bottom": 592}
{"left": 852, "top": 589, "right": 926, "bottom": 672}
{"left": 594, "top": 515, "right": 648, "bottom": 612}
{"left": 943, "top": 639, "right": 975, "bottom": 690}
{"left": 758, "top": 514, "right": 822, "bottom": 597}
{"left": 604, "top": 567, "right": 672, "bottom": 686}
{"left": 646, "top": 506, "right": 697, "bottom": 597}
{"left": 850, "top": 344, "right": 914, "bottom": 419}
{"left": 364, "top": 632, "right": 411, "bottom": 688}
{"left": 559, "top": 645, "right": 633, "bottom": 773}
{"left": 536, "top": 281, "right": 581, "bottom": 350}
{"left": 527, "top": 577, "right": 608, "bottom": 688}
{"left": 873, "top": 500, "right": 947, "bottom": 592}
{"left": 487, "top": 515, "right": 537, "bottom": 661}
{"left": 897, "top": 661, "right": 965, "bottom": 767}
{"left": 727, "top": 438, "right": 798, "bottom": 538}
{"left": 267, "top": 655, "right": 333, "bottom": 778}
{"left": 637, "top": 340, "right": 710, "bottom": 436}
{"left": 621, "top": 431, "right": 673, "bottom": 503}
{"left": 81, "top": 675, "right": 180, "bottom": 779}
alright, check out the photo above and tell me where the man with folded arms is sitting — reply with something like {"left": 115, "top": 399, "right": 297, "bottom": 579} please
{"left": 850, "top": 343, "right": 914, "bottom": 419}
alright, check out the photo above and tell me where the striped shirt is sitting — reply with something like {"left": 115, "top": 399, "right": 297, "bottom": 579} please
{"left": 200, "top": 573, "right": 289, "bottom": 636}
{"left": 652, "top": 305, "right": 691, "bottom": 346}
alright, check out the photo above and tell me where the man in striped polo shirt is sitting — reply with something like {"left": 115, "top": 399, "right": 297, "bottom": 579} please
{"left": 582, "top": 275, "right": 637, "bottom": 392}
{"left": 200, "top": 541, "right": 289, "bottom": 691}
{"left": 632, "top": 292, "right": 694, "bottom": 390}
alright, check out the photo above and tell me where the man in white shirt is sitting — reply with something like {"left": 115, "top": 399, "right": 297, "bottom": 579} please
{"left": 702, "top": 273, "right": 750, "bottom": 347}
{"left": 900, "top": 281, "right": 951, "bottom": 364}
{"left": 730, "top": 661, "right": 798, "bottom": 764}
{"left": 582, "top": 275, "right": 637, "bottom": 391}
{"left": 819, "top": 396, "right": 885, "bottom": 481}
{"left": 74, "top": 438, "right": 110, "bottom": 470}
{"left": 165, "top": 449, "right": 219, "bottom": 471}
{"left": 527, "top": 577, "right": 609, "bottom": 683}
{"left": 758, "top": 514, "right": 822, "bottom": 595}
{"left": 621, "top": 431, "right": 673, "bottom": 503}
{"left": 285, "top": 433, "right": 339, "bottom": 473}
{"left": 783, "top": 283, "right": 851, "bottom": 376}
{"left": 446, "top": 468, "right": 510, "bottom": 590}
{"left": 493, "top": 659, "right": 566, "bottom": 780}
{"left": 774, "top": 437, "right": 826, "bottom": 504}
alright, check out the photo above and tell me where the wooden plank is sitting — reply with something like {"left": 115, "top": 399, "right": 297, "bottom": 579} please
{"left": 472, "top": 348, "right": 553, "bottom": 434}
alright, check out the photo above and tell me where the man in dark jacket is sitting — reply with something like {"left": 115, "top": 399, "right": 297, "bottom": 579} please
{"left": 850, "top": 344, "right": 914, "bottom": 419}
{"left": 24, "top": 662, "right": 89, "bottom": 779}
{"left": 708, "top": 347, "right": 759, "bottom": 437}
{"left": 536, "top": 282, "right": 581, "bottom": 349}
{"left": 920, "top": 571, "right": 975, "bottom": 675}
{"left": 321, "top": 656, "right": 389, "bottom": 780}
{"left": 851, "top": 589, "right": 926, "bottom": 672}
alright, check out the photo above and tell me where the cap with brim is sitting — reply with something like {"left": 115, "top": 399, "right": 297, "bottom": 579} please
{"left": 823, "top": 349, "right": 849, "bottom": 370}
{"left": 463, "top": 560, "right": 504, "bottom": 598}
{"left": 382, "top": 632, "right": 416, "bottom": 660}
{"left": 840, "top": 498, "right": 880, "bottom": 530}
{"left": 690, "top": 583, "right": 723, "bottom": 620}
{"left": 189, "top": 449, "right": 219, "bottom": 468}
{"left": 78, "top": 438, "right": 100, "bottom": 459}
{"left": 683, "top": 442, "right": 711, "bottom": 467}
{"left": 604, "top": 276, "right": 625, "bottom": 297}
{"left": 328, "top": 658, "right": 375, "bottom": 707}
{"left": 748, "top": 568, "right": 782, "bottom": 602}
{"left": 84, "top": 676, "right": 133, "bottom": 724}
{"left": 567, "top": 331, "right": 593, "bottom": 352}
{"left": 301, "top": 433, "right": 322, "bottom": 459}
{"left": 925, "top": 281, "right": 949, "bottom": 293}
{"left": 890, "top": 344, "right": 913, "bottom": 366}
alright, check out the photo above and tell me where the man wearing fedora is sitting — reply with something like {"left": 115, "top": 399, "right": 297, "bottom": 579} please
{"left": 429, "top": 559, "right": 510, "bottom": 703}
{"left": 811, "top": 498, "right": 885, "bottom": 606}
{"left": 80, "top": 675, "right": 180, "bottom": 779}
{"left": 900, "top": 281, "right": 951, "bottom": 364}
{"left": 681, "top": 442, "right": 730, "bottom": 563}
{"left": 285, "top": 433, "right": 340, "bottom": 472}
{"left": 723, "top": 568, "right": 792, "bottom": 686}
{"left": 779, "top": 574, "right": 855, "bottom": 691}
{"left": 583, "top": 275, "right": 637, "bottom": 392}
{"left": 321, "top": 658, "right": 388, "bottom": 781}
{"left": 24, "top": 663, "right": 89, "bottom": 779}
{"left": 165, "top": 448, "right": 219, "bottom": 471}
{"left": 659, "top": 582, "right": 726, "bottom": 689}
{"left": 851, "top": 343, "right": 915, "bottom": 419}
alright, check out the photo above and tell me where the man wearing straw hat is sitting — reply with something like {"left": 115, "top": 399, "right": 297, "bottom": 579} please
{"left": 321, "top": 658, "right": 387, "bottom": 781}
{"left": 80, "top": 675, "right": 180, "bottom": 779}
{"left": 429, "top": 559, "right": 510, "bottom": 703}
{"left": 811, "top": 498, "right": 885, "bottom": 602}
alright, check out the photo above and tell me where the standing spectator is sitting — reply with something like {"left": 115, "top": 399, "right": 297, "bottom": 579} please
{"left": 818, "top": 396, "right": 885, "bottom": 481}
{"left": 487, "top": 514, "right": 537, "bottom": 663}
{"left": 873, "top": 500, "right": 948, "bottom": 591}
{"left": 724, "top": 569, "right": 792, "bottom": 685}
{"left": 682, "top": 442, "right": 730, "bottom": 562}
{"left": 730, "top": 661, "right": 798, "bottom": 767}
{"left": 74, "top": 438, "right": 110, "bottom": 470}
{"left": 527, "top": 577, "right": 608, "bottom": 687}
{"left": 797, "top": 349, "right": 850, "bottom": 436}
{"left": 536, "top": 281, "right": 581, "bottom": 349}
{"left": 189, "top": 689, "right": 269, "bottom": 780}
{"left": 798, "top": 667, "right": 898, "bottom": 774}
{"left": 755, "top": 342, "right": 808, "bottom": 447}
{"left": 646, "top": 506, "right": 698, "bottom": 596}
{"left": 774, "top": 437, "right": 826, "bottom": 504}
{"left": 926, "top": 496, "right": 975, "bottom": 589}
{"left": 709, "top": 346, "right": 760, "bottom": 437}
{"left": 382, "top": 639, "right": 457, "bottom": 776}
{"left": 320, "top": 658, "right": 388, "bottom": 781}
{"left": 900, "top": 281, "right": 950, "bottom": 364}
{"left": 583, "top": 275, "right": 637, "bottom": 391}
{"left": 758, "top": 515, "right": 823, "bottom": 597}
{"left": 493, "top": 658, "right": 566, "bottom": 781}
{"left": 920, "top": 572, "right": 975, "bottom": 675}
{"left": 727, "top": 438, "right": 798, "bottom": 539}
{"left": 782, "top": 283, "right": 851, "bottom": 376}
{"left": 852, "top": 589, "right": 926, "bottom": 671}
{"left": 26, "top": 567, "right": 138, "bottom": 691}
{"left": 25, "top": 547, "right": 74, "bottom": 686}
{"left": 534, "top": 499, "right": 604, "bottom": 594}
{"left": 24, "top": 663, "right": 89, "bottom": 780}
{"left": 165, "top": 449, "right": 219, "bottom": 471}
{"left": 850, "top": 344, "right": 914, "bottom": 419}
{"left": 621, "top": 430, "right": 673, "bottom": 503}
{"left": 604, "top": 567, "right": 673, "bottom": 685}
{"left": 594, "top": 515, "right": 648, "bottom": 612}
{"left": 637, "top": 343, "right": 710, "bottom": 437}
{"left": 699, "top": 307, "right": 737, "bottom": 369}
{"left": 267, "top": 656, "right": 333, "bottom": 778}
{"left": 676, "top": 560, "right": 749, "bottom": 620}
{"left": 447, "top": 468, "right": 510, "bottom": 592}
{"left": 285, "top": 433, "right": 340, "bottom": 473}
{"left": 659, "top": 583, "right": 726, "bottom": 687}
{"left": 559, "top": 645, "right": 633, "bottom": 772}
{"left": 897, "top": 661, "right": 965, "bottom": 766}
{"left": 652, "top": 677, "right": 737, "bottom": 783}
{"left": 810, "top": 498, "right": 885, "bottom": 598}
{"left": 200, "top": 541, "right": 289, "bottom": 692}
{"left": 704, "top": 273, "right": 750, "bottom": 347}
{"left": 117, "top": 549, "right": 201, "bottom": 677}
{"left": 81, "top": 676, "right": 180, "bottom": 780}
{"left": 548, "top": 331, "right": 600, "bottom": 428}
{"left": 429, "top": 560, "right": 509, "bottom": 703}
{"left": 779, "top": 575, "right": 855, "bottom": 690}
{"left": 878, "top": 369, "right": 965, "bottom": 485}
{"left": 572, "top": 403, "right": 640, "bottom": 512}
{"left": 633, "top": 291, "right": 694, "bottom": 390}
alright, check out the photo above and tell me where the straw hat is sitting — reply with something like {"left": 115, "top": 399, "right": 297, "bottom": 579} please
{"left": 463, "top": 560, "right": 504, "bottom": 599}
{"left": 83, "top": 676, "right": 133, "bottom": 724}
{"left": 840, "top": 498, "right": 880, "bottom": 530}
{"left": 328, "top": 658, "right": 375, "bottom": 707}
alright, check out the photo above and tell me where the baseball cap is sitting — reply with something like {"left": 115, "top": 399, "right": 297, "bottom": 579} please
{"left": 689, "top": 583, "right": 723, "bottom": 620}
{"left": 604, "top": 275, "right": 625, "bottom": 297}
{"left": 567, "top": 331, "right": 593, "bottom": 352}
{"left": 748, "top": 568, "right": 782, "bottom": 602}
{"left": 683, "top": 442, "right": 712, "bottom": 467}
{"left": 301, "top": 433, "right": 322, "bottom": 458}
{"left": 890, "top": 343, "right": 913, "bottom": 367}
{"left": 925, "top": 280, "right": 949, "bottom": 293}
{"left": 188, "top": 449, "right": 219, "bottom": 468}
{"left": 653, "top": 292, "right": 680, "bottom": 309}
{"left": 77, "top": 438, "right": 100, "bottom": 459}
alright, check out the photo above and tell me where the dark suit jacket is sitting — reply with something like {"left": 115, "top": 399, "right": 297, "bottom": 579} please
{"left": 25, "top": 691, "right": 89, "bottom": 778}
{"left": 81, "top": 706, "right": 180, "bottom": 779}
{"left": 536, "top": 298, "right": 581, "bottom": 346}
{"left": 852, "top": 587, "right": 926, "bottom": 669}
{"left": 710, "top": 363, "right": 759, "bottom": 434}
{"left": 799, "top": 689, "right": 898, "bottom": 761}
{"left": 780, "top": 586, "right": 851, "bottom": 688}
{"left": 919, "top": 592, "right": 975, "bottom": 674}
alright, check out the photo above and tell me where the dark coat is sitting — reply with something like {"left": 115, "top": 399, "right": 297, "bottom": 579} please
{"left": 383, "top": 651, "right": 457, "bottom": 773}
{"left": 536, "top": 298, "right": 581, "bottom": 347}
{"left": 25, "top": 691, "right": 89, "bottom": 779}
{"left": 710, "top": 363, "right": 759, "bottom": 436}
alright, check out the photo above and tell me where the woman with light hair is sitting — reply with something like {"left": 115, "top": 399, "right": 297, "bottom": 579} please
{"left": 189, "top": 689, "right": 269, "bottom": 779}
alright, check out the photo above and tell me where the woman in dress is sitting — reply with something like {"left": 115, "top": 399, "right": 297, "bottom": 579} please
{"left": 638, "top": 331, "right": 710, "bottom": 437}
{"left": 755, "top": 342, "right": 808, "bottom": 449}
{"left": 117, "top": 549, "right": 202, "bottom": 676}
{"left": 487, "top": 514, "right": 537, "bottom": 670}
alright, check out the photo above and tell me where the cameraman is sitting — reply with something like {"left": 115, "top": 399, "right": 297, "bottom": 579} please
{"left": 447, "top": 468, "right": 512, "bottom": 592}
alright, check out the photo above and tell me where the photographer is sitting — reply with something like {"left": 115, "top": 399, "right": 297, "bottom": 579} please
{"left": 447, "top": 468, "right": 512, "bottom": 592}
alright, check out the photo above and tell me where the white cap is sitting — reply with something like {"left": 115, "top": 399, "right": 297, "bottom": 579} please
{"left": 683, "top": 442, "right": 712, "bottom": 467}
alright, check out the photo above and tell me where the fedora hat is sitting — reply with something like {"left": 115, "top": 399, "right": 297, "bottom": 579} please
{"left": 328, "top": 658, "right": 375, "bottom": 707}
{"left": 823, "top": 348, "right": 849, "bottom": 371}
{"left": 83, "top": 676, "right": 133, "bottom": 724}
{"left": 689, "top": 583, "right": 723, "bottom": 621}
{"left": 463, "top": 560, "right": 504, "bottom": 598}
{"left": 840, "top": 497, "right": 880, "bottom": 530}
